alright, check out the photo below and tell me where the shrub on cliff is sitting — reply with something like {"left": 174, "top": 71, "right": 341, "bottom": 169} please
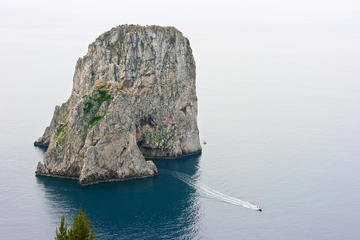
{"left": 55, "top": 210, "right": 97, "bottom": 240}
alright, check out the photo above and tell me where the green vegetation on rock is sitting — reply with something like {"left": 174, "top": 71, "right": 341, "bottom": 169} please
{"left": 83, "top": 100, "right": 94, "bottom": 114}
{"left": 55, "top": 123, "right": 67, "bottom": 146}
{"left": 89, "top": 115, "right": 105, "bottom": 127}
{"left": 169, "top": 36, "right": 176, "bottom": 45}
{"left": 147, "top": 126, "right": 169, "bottom": 149}
{"left": 149, "top": 133, "right": 167, "bottom": 143}
{"left": 82, "top": 82, "right": 123, "bottom": 127}
{"left": 87, "top": 82, "right": 112, "bottom": 107}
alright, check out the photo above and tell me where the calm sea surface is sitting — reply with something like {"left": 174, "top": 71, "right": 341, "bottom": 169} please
{"left": 1, "top": 2, "right": 360, "bottom": 239}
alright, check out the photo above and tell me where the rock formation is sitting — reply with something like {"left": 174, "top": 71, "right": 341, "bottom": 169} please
{"left": 34, "top": 25, "right": 201, "bottom": 185}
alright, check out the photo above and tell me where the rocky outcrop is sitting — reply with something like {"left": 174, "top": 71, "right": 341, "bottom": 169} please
{"left": 34, "top": 25, "right": 201, "bottom": 185}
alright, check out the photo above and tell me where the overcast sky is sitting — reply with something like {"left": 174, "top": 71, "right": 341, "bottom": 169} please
{"left": 1, "top": 0, "right": 359, "bottom": 39}
{"left": 0, "top": 0, "right": 359, "bottom": 125}
{"left": 1, "top": 0, "right": 359, "bottom": 59}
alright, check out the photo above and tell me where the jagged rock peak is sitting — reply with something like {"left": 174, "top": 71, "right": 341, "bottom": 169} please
{"left": 34, "top": 24, "right": 201, "bottom": 185}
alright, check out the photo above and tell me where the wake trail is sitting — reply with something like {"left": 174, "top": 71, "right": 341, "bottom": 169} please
{"left": 164, "top": 170, "right": 260, "bottom": 211}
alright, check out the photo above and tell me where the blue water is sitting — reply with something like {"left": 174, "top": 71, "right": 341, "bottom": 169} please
{"left": 36, "top": 157, "right": 202, "bottom": 240}
{"left": 1, "top": 80, "right": 360, "bottom": 240}
{"left": 1, "top": 2, "right": 360, "bottom": 239}
{"left": 2, "top": 102, "right": 360, "bottom": 240}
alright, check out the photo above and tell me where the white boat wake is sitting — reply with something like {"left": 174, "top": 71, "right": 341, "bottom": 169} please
{"left": 165, "top": 170, "right": 261, "bottom": 211}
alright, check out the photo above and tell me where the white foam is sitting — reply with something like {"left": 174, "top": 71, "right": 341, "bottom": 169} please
{"left": 169, "top": 170, "right": 260, "bottom": 211}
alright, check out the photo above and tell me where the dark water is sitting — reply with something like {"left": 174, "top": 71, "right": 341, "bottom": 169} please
{"left": 36, "top": 157, "right": 202, "bottom": 240}
{"left": 1, "top": 1, "right": 360, "bottom": 239}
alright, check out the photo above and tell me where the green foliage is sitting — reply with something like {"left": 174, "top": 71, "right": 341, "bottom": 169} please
{"left": 68, "top": 210, "right": 96, "bottom": 240}
{"left": 148, "top": 132, "right": 167, "bottom": 147}
{"left": 96, "top": 88, "right": 112, "bottom": 103}
{"left": 55, "top": 123, "right": 67, "bottom": 146}
{"left": 83, "top": 82, "right": 113, "bottom": 113}
{"left": 169, "top": 36, "right": 176, "bottom": 45}
{"left": 82, "top": 82, "right": 123, "bottom": 127}
{"left": 89, "top": 115, "right": 105, "bottom": 127}
{"left": 55, "top": 216, "right": 68, "bottom": 240}
{"left": 83, "top": 100, "right": 94, "bottom": 114}
{"left": 55, "top": 210, "right": 97, "bottom": 240}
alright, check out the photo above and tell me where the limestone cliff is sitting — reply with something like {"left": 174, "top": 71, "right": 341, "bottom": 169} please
{"left": 34, "top": 25, "right": 201, "bottom": 185}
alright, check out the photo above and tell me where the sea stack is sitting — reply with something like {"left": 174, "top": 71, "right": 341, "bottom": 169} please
{"left": 34, "top": 25, "right": 201, "bottom": 185}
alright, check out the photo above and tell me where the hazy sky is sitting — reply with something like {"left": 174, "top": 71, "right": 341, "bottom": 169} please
{"left": 1, "top": 0, "right": 359, "bottom": 47}
{"left": 0, "top": 0, "right": 359, "bottom": 127}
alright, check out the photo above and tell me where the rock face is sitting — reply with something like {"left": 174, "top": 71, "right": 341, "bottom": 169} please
{"left": 34, "top": 25, "right": 201, "bottom": 185}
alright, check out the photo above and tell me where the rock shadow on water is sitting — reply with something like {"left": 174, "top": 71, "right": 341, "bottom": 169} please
{"left": 36, "top": 154, "right": 202, "bottom": 240}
